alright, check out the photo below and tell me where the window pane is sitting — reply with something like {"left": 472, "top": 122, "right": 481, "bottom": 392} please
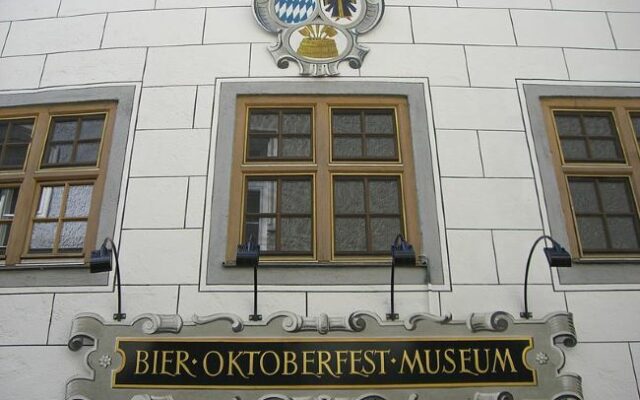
{"left": 631, "top": 113, "right": 640, "bottom": 140}
{"left": 369, "top": 179, "right": 400, "bottom": 214}
{"left": 607, "top": 217, "right": 640, "bottom": 251}
{"left": 244, "top": 216, "right": 276, "bottom": 251}
{"left": 248, "top": 137, "right": 278, "bottom": 158}
{"left": 569, "top": 179, "right": 599, "bottom": 213}
{"left": 0, "top": 119, "right": 34, "bottom": 170}
{"left": 589, "top": 139, "right": 623, "bottom": 161}
{"left": 282, "top": 113, "right": 311, "bottom": 134}
{"left": 0, "top": 187, "right": 18, "bottom": 257}
{"left": 555, "top": 111, "right": 624, "bottom": 163}
{"left": 247, "top": 109, "right": 312, "bottom": 160}
{"left": 560, "top": 139, "right": 588, "bottom": 161}
{"left": 365, "top": 112, "right": 394, "bottom": 134}
{"left": 332, "top": 112, "right": 361, "bottom": 134}
{"left": 366, "top": 137, "right": 396, "bottom": 158}
{"left": 570, "top": 177, "right": 640, "bottom": 254}
{"left": 583, "top": 115, "right": 613, "bottom": 136}
{"left": 281, "top": 137, "right": 310, "bottom": 158}
{"left": 246, "top": 180, "right": 277, "bottom": 214}
{"left": 281, "top": 217, "right": 312, "bottom": 252}
{"left": 44, "top": 115, "right": 104, "bottom": 166}
{"left": 335, "top": 217, "right": 366, "bottom": 253}
{"left": 334, "top": 180, "right": 364, "bottom": 214}
{"left": 0, "top": 187, "right": 18, "bottom": 218}
{"left": 51, "top": 119, "right": 77, "bottom": 141}
{"left": 35, "top": 186, "right": 64, "bottom": 218}
{"left": 79, "top": 117, "right": 105, "bottom": 140}
{"left": 555, "top": 114, "right": 581, "bottom": 136}
{"left": 2, "top": 145, "right": 29, "bottom": 168}
{"left": 281, "top": 180, "right": 311, "bottom": 214}
{"left": 44, "top": 143, "right": 73, "bottom": 164}
{"left": 371, "top": 217, "right": 402, "bottom": 252}
{"left": 59, "top": 221, "right": 87, "bottom": 251}
{"left": 333, "top": 137, "right": 362, "bottom": 158}
{"left": 9, "top": 122, "right": 34, "bottom": 143}
{"left": 76, "top": 142, "right": 100, "bottom": 164}
{"left": 576, "top": 216, "right": 607, "bottom": 252}
{"left": 66, "top": 185, "right": 93, "bottom": 217}
{"left": 29, "top": 222, "right": 57, "bottom": 251}
{"left": 0, "top": 223, "right": 10, "bottom": 255}
{"left": 599, "top": 180, "right": 633, "bottom": 213}
{"left": 249, "top": 112, "right": 278, "bottom": 133}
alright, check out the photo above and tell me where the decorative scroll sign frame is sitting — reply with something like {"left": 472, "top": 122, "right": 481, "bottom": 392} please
{"left": 66, "top": 311, "right": 582, "bottom": 400}
{"left": 253, "top": 0, "right": 385, "bottom": 76}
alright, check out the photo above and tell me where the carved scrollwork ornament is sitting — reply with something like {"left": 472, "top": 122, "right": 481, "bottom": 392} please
{"left": 253, "top": 0, "right": 385, "bottom": 76}
{"left": 467, "top": 311, "right": 511, "bottom": 332}
{"left": 473, "top": 392, "right": 513, "bottom": 400}
{"left": 133, "top": 313, "right": 183, "bottom": 334}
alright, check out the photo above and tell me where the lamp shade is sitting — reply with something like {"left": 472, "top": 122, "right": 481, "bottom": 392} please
{"left": 89, "top": 245, "right": 112, "bottom": 273}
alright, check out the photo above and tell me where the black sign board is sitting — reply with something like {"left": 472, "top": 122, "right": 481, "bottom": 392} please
{"left": 114, "top": 337, "right": 535, "bottom": 389}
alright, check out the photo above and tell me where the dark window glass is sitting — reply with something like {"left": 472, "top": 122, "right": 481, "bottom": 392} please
{"left": 42, "top": 115, "right": 105, "bottom": 167}
{"left": 246, "top": 109, "right": 312, "bottom": 160}
{"left": 333, "top": 176, "right": 404, "bottom": 255}
{"left": 568, "top": 177, "right": 640, "bottom": 254}
{"left": 332, "top": 109, "right": 398, "bottom": 161}
{"left": 0, "top": 119, "right": 34, "bottom": 170}
{"left": 243, "top": 177, "right": 313, "bottom": 255}
{"left": 631, "top": 112, "right": 640, "bottom": 142}
{"left": 554, "top": 111, "right": 624, "bottom": 163}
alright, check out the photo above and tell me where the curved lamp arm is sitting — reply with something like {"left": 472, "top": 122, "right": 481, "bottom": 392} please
{"left": 521, "top": 235, "right": 571, "bottom": 319}
{"left": 89, "top": 237, "right": 126, "bottom": 321}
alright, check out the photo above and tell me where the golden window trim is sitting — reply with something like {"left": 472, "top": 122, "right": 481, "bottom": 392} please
{"left": 542, "top": 97, "right": 640, "bottom": 261}
{"left": 0, "top": 101, "right": 116, "bottom": 265}
{"left": 226, "top": 95, "right": 420, "bottom": 264}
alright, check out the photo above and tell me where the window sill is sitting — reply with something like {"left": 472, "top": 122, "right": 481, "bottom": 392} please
{"left": 215, "top": 259, "right": 430, "bottom": 286}
{"left": 572, "top": 257, "right": 640, "bottom": 265}
{"left": 0, "top": 260, "right": 86, "bottom": 271}
{"left": 223, "top": 260, "right": 429, "bottom": 268}
{"left": 0, "top": 259, "right": 108, "bottom": 288}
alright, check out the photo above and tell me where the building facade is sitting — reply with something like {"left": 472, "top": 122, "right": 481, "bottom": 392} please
{"left": 0, "top": 0, "right": 639, "bottom": 399}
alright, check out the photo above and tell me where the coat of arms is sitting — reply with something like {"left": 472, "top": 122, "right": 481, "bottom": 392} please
{"left": 253, "top": 0, "right": 385, "bottom": 76}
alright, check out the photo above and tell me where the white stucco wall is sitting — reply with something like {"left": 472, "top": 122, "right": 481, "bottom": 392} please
{"left": 0, "top": 0, "right": 639, "bottom": 399}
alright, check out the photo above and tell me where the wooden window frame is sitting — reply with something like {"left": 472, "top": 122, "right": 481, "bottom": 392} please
{"left": 0, "top": 102, "right": 116, "bottom": 266}
{"left": 226, "top": 95, "right": 420, "bottom": 264}
{"left": 543, "top": 97, "right": 640, "bottom": 261}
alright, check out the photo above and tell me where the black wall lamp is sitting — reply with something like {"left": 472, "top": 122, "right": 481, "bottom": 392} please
{"left": 387, "top": 234, "right": 416, "bottom": 321}
{"left": 89, "top": 237, "right": 126, "bottom": 321}
{"left": 236, "top": 237, "right": 261, "bottom": 321}
{"left": 521, "top": 235, "right": 572, "bottom": 319}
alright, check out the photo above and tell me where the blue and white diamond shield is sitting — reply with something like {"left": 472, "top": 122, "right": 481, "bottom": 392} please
{"left": 274, "top": 0, "right": 317, "bottom": 24}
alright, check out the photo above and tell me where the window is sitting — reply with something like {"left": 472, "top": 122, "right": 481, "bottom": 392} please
{"left": 542, "top": 98, "right": 640, "bottom": 261}
{"left": 0, "top": 102, "right": 115, "bottom": 265}
{"left": 225, "top": 96, "right": 420, "bottom": 263}
{"left": 207, "top": 81, "right": 443, "bottom": 286}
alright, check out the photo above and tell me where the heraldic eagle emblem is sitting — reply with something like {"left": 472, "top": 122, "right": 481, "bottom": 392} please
{"left": 253, "top": 0, "right": 385, "bottom": 76}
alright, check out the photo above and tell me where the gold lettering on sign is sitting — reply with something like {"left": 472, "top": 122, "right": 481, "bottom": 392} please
{"left": 203, "top": 351, "right": 224, "bottom": 377}
{"left": 116, "top": 338, "right": 533, "bottom": 388}
{"left": 135, "top": 350, "right": 150, "bottom": 375}
{"left": 283, "top": 351, "right": 298, "bottom": 376}
{"left": 493, "top": 349, "right": 517, "bottom": 373}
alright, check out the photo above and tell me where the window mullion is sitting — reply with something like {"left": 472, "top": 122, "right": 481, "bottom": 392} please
{"left": 51, "top": 183, "right": 71, "bottom": 254}
{"left": 316, "top": 101, "right": 331, "bottom": 262}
